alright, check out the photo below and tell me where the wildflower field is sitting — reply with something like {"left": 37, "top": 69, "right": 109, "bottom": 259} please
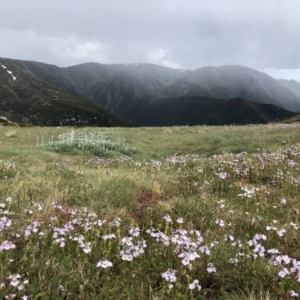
{"left": 1, "top": 124, "right": 300, "bottom": 299}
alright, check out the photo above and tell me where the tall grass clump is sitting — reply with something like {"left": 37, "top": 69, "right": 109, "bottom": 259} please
{"left": 4, "top": 129, "right": 17, "bottom": 138}
{"left": 37, "top": 130, "right": 136, "bottom": 156}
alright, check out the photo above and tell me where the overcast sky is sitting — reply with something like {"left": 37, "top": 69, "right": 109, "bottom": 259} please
{"left": 1, "top": 0, "right": 300, "bottom": 81}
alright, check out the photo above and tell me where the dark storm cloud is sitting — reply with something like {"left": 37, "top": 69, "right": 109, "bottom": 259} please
{"left": 1, "top": 0, "right": 300, "bottom": 79}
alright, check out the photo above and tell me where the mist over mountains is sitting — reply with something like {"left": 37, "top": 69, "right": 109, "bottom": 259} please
{"left": 0, "top": 57, "right": 299, "bottom": 126}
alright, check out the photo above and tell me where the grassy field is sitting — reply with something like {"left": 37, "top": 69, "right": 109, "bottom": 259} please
{"left": 0, "top": 124, "right": 300, "bottom": 299}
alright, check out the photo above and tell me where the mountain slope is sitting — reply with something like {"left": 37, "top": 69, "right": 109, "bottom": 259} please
{"left": 0, "top": 58, "right": 130, "bottom": 126}
{"left": 130, "top": 96, "right": 292, "bottom": 126}
{"left": 199, "top": 98, "right": 291, "bottom": 126}
{"left": 277, "top": 79, "right": 300, "bottom": 100}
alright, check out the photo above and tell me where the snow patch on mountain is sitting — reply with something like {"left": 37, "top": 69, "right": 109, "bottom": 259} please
{"left": 6, "top": 70, "right": 16, "bottom": 81}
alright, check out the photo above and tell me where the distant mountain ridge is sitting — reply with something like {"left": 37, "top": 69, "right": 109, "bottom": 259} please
{"left": 55, "top": 62, "right": 300, "bottom": 114}
{"left": 0, "top": 57, "right": 299, "bottom": 126}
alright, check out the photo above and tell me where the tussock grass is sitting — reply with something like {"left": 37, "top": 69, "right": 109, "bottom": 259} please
{"left": 37, "top": 130, "right": 136, "bottom": 156}
{"left": 4, "top": 129, "right": 17, "bottom": 138}
{"left": 0, "top": 124, "right": 300, "bottom": 298}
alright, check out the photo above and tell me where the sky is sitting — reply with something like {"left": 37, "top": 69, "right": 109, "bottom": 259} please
{"left": 1, "top": 0, "right": 300, "bottom": 81}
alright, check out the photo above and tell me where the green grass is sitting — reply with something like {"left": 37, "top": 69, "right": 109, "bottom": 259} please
{"left": 0, "top": 124, "right": 300, "bottom": 299}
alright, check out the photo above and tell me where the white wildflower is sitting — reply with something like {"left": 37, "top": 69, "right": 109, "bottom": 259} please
{"left": 96, "top": 260, "right": 113, "bottom": 268}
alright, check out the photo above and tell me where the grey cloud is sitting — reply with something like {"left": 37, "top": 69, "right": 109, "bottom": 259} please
{"left": 1, "top": 0, "right": 300, "bottom": 79}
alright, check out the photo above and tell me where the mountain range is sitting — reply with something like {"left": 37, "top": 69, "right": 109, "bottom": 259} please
{"left": 1, "top": 57, "right": 300, "bottom": 126}
{"left": 0, "top": 59, "right": 129, "bottom": 126}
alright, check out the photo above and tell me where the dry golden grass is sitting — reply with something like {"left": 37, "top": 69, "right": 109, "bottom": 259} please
{"left": 4, "top": 129, "right": 17, "bottom": 138}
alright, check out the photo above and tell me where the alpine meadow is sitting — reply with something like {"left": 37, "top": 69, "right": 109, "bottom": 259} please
{"left": 1, "top": 0, "right": 300, "bottom": 298}
{"left": 1, "top": 124, "right": 300, "bottom": 299}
